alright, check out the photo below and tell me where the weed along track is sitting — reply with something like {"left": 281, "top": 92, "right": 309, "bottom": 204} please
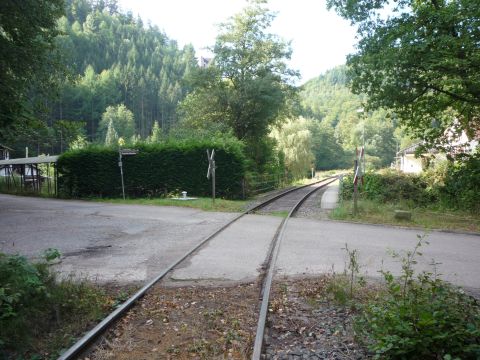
{"left": 58, "top": 177, "right": 338, "bottom": 360}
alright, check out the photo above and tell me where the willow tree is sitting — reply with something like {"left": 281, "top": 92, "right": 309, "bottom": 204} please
{"left": 271, "top": 118, "right": 314, "bottom": 179}
{"left": 98, "top": 104, "right": 135, "bottom": 141}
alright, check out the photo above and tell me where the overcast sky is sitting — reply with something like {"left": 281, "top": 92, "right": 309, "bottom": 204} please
{"left": 117, "top": 0, "right": 357, "bottom": 83}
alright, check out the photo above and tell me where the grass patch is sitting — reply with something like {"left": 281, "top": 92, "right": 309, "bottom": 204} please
{"left": 0, "top": 251, "right": 132, "bottom": 359}
{"left": 331, "top": 199, "right": 480, "bottom": 233}
{"left": 93, "top": 196, "right": 248, "bottom": 212}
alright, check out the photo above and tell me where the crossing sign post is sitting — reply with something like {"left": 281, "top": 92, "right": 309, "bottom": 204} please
{"left": 353, "top": 146, "right": 364, "bottom": 215}
{"left": 118, "top": 148, "right": 138, "bottom": 200}
{"left": 206, "top": 149, "right": 216, "bottom": 205}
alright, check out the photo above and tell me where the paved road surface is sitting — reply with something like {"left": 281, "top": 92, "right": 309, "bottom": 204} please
{"left": 1, "top": 194, "right": 479, "bottom": 293}
{"left": 0, "top": 194, "right": 236, "bottom": 283}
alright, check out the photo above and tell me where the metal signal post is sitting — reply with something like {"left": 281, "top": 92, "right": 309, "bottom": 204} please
{"left": 118, "top": 148, "right": 138, "bottom": 200}
{"left": 206, "top": 149, "right": 216, "bottom": 205}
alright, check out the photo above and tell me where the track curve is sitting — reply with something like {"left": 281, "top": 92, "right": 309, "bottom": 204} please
{"left": 58, "top": 176, "right": 338, "bottom": 360}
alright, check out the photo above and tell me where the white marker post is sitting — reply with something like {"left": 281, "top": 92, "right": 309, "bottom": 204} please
{"left": 206, "top": 149, "right": 216, "bottom": 205}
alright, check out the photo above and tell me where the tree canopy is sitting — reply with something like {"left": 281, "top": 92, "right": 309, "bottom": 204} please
{"left": 327, "top": 0, "right": 480, "bottom": 150}
{"left": 0, "top": 0, "right": 64, "bottom": 127}
{"left": 178, "top": 0, "right": 298, "bottom": 168}
{"left": 300, "top": 66, "right": 401, "bottom": 169}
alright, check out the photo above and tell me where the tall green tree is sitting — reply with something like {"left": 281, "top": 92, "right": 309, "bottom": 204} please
{"left": 98, "top": 104, "right": 135, "bottom": 140}
{"left": 180, "top": 0, "right": 298, "bottom": 168}
{"left": 148, "top": 121, "right": 163, "bottom": 143}
{"left": 270, "top": 118, "right": 314, "bottom": 179}
{"left": 213, "top": 0, "right": 298, "bottom": 140}
{"left": 327, "top": 0, "right": 480, "bottom": 150}
{"left": 104, "top": 118, "right": 118, "bottom": 146}
{"left": 309, "top": 120, "right": 345, "bottom": 170}
{"left": 0, "top": 0, "right": 64, "bottom": 126}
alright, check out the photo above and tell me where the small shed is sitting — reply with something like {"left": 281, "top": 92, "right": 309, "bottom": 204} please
{"left": 0, "top": 155, "right": 59, "bottom": 195}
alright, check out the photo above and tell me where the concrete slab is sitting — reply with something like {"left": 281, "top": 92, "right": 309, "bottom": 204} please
{"left": 277, "top": 218, "right": 480, "bottom": 289}
{"left": 170, "top": 214, "right": 283, "bottom": 282}
{"left": 320, "top": 182, "right": 339, "bottom": 210}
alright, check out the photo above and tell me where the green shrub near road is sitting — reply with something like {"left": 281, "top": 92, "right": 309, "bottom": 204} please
{"left": 354, "top": 238, "right": 480, "bottom": 359}
{"left": 57, "top": 139, "right": 247, "bottom": 199}
{"left": 0, "top": 252, "right": 113, "bottom": 358}
{"left": 342, "top": 169, "right": 435, "bottom": 206}
{"left": 440, "top": 152, "right": 480, "bottom": 213}
{"left": 341, "top": 152, "right": 480, "bottom": 213}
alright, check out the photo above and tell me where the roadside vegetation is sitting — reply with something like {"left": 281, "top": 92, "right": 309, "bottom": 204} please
{"left": 0, "top": 250, "right": 131, "bottom": 359}
{"left": 331, "top": 156, "right": 480, "bottom": 233}
{"left": 96, "top": 196, "right": 248, "bottom": 213}
{"left": 301, "top": 238, "right": 480, "bottom": 359}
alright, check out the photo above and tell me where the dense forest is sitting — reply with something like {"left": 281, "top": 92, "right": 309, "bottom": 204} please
{"left": 0, "top": 0, "right": 403, "bottom": 174}
{"left": 4, "top": 0, "right": 475, "bottom": 178}
{"left": 299, "top": 66, "right": 409, "bottom": 170}
{"left": 5, "top": 0, "right": 197, "bottom": 155}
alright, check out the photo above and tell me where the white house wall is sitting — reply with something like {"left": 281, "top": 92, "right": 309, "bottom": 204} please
{"left": 401, "top": 154, "right": 423, "bottom": 174}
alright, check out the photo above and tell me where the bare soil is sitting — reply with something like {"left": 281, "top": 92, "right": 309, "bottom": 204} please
{"left": 86, "top": 283, "right": 260, "bottom": 360}
{"left": 84, "top": 277, "right": 368, "bottom": 360}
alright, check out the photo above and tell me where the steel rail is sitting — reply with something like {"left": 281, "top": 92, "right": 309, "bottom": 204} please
{"left": 246, "top": 175, "right": 337, "bottom": 213}
{"left": 58, "top": 176, "right": 336, "bottom": 360}
{"left": 251, "top": 177, "right": 338, "bottom": 360}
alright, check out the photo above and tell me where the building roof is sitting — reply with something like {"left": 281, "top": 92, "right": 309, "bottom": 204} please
{"left": 0, "top": 155, "right": 59, "bottom": 166}
{"left": 0, "top": 143, "right": 13, "bottom": 151}
{"left": 397, "top": 142, "right": 439, "bottom": 156}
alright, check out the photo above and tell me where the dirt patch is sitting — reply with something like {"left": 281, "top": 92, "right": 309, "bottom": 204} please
{"left": 86, "top": 283, "right": 260, "bottom": 360}
{"left": 83, "top": 276, "right": 370, "bottom": 360}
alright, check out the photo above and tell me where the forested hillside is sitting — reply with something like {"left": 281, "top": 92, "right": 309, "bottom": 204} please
{"left": 2, "top": 0, "right": 408, "bottom": 175}
{"left": 9, "top": 0, "right": 197, "bottom": 154}
{"left": 300, "top": 66, "right": 402, "bottom": 169}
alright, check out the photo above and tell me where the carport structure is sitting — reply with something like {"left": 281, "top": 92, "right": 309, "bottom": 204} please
{"left": 0, "top": 155, "right": 59, "bottom": 195}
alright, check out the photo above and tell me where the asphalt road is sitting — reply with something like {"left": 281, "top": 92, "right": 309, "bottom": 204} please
{"left": 1, "top": 194, "right": 479, "bottom": 293}
{"left": 0, "top": 194, "right": 236, "bottom": 283}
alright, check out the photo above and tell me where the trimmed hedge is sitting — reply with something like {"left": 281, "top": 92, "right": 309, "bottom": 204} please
{"left": 57, "top": 139, "right": 246, "bottom": 199}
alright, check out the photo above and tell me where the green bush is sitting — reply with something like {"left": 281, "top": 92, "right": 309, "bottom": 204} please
{"left": 341, "top": 169, "right": 435, "bottom": 206}
{"left": 440, "top": 151, "right": 480, "bottom": 213}
{"left": 57, "top": 139, "right": 247, "bottom": 199}
{"left": 341, "top": 153, "right": 479, "bottom": 213}
{"left": 0, "top": 252, "right": 110, "bottom": 357}
{"left": 355, "top": 238, "right": 480, "bottom": 359}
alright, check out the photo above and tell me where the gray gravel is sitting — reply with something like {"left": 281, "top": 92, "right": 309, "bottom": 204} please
{"left": 264, "top": 279, "right": 368, "bottom": 360}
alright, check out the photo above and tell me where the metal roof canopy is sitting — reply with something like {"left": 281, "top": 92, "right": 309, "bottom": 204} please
{"left": 0, "top": 155, "right": 59, "bottom": 166}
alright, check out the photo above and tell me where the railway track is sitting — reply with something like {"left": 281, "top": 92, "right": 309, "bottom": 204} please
{"left": 58, "top": 175, "right": 339, "bottom": 360}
